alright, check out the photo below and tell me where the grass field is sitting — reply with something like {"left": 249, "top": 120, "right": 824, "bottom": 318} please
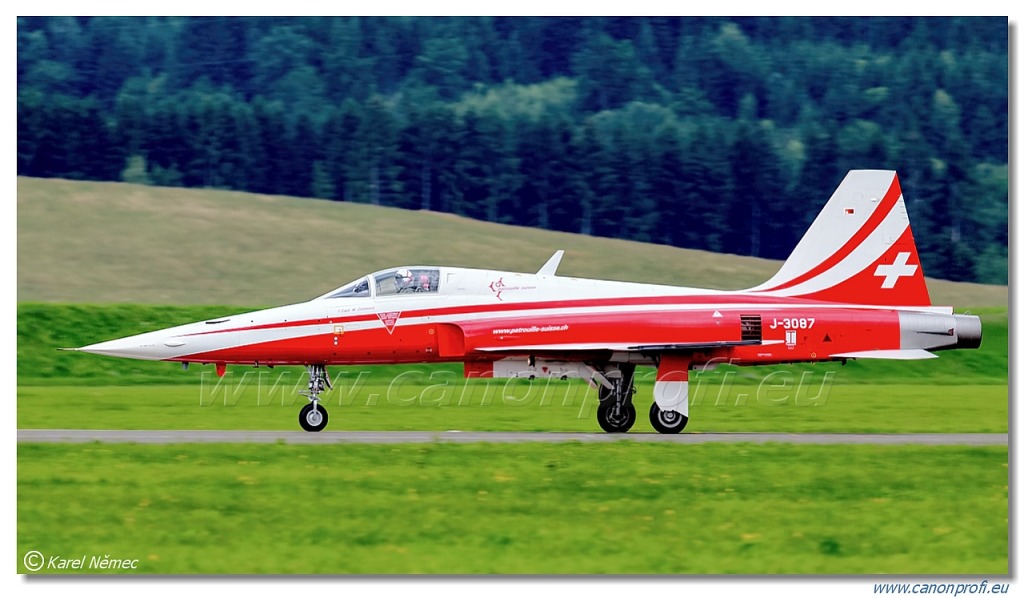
{"left": 17, "top": 384, "right": 1008, "bottom": 434}
{"left": 17, "top": 177, "right": 1007, "bottom": 307}
{"left": 17, "top": 443, "right": 1007, "bottom": 574}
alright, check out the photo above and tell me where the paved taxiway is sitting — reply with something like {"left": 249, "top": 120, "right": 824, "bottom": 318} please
{"left": 17, "top": 429, "right": 1008, "bottom": 445}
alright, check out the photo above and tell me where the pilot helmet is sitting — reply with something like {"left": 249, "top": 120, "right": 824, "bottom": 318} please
{"left": 396, "top": 268, "right": 413, "bottom": 286}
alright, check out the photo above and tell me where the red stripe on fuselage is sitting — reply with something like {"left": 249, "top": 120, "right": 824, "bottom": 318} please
{"left": 761, "top": 174, "right": 902, "bottom": 292}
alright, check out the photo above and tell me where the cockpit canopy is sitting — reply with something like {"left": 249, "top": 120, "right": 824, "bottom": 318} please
{"left": 317, "top": 267, "right": 440, "bottom": 300}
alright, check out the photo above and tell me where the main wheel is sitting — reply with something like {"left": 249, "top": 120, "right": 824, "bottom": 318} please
{"left": 649, "top": 402, "right": 688, "bottom": 434}
{"left": 597, "top": 401, "right": 636, "bottom": 433}
{"left": 299, "top": 403, "right": 329, "bottom": 432}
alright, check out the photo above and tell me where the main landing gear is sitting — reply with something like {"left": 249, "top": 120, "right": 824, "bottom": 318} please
{"left": 649, "top": 402, "right": 688, "bottom": 434}
{"left": 298, "top": 364, "right": 331, "bottom": 432}
{"left": 596, "top": 365, "right": 636, "bottom": 433}
{"left": 593, "top": 364, "right": 689, "bottom": 434}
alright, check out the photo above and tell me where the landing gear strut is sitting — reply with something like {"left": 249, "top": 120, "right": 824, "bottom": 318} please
{"left": 650, "top": 354, "right": 691, "bottom": 434}
{"left": 298, "top": 364, "right": 331, "bottom": 432}
{"left": 595, "top": 365, "right": 636, "bottom": 433}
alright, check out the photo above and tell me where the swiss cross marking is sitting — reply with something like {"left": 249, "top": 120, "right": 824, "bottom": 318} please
{"left": 874, "top": 252, "right": 917, "bottom": 289}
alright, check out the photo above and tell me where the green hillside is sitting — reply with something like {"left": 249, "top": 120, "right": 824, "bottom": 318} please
{"left": 17, "top": 177, "right": 1006, "bottom": 307}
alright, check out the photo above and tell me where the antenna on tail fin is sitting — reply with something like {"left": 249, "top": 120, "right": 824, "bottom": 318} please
{"left": 749, "top": 170, "right": 931, "bottom": 306}
{"left": 536, "top": 250, "right": 564, "bottom": 276}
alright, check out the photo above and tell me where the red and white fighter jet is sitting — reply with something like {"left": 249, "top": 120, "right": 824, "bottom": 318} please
{"left": 76, "top": 170, "right": 982, "bottom": 433}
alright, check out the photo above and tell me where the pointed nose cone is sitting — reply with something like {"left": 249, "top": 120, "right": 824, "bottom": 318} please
{"left": 77, "top": 331, "right": 188, "bottom": 360}
{"left": 77, "top": 338, "right": 148, "bottom": 359}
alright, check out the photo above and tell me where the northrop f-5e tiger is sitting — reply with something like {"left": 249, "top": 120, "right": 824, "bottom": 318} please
{"left": 74, "top": 170, "right": 982, "bottom": 433}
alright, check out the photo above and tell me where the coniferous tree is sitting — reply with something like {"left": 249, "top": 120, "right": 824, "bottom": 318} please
{"left": 12, "top": 16, "right": 1008, "bottom": 283}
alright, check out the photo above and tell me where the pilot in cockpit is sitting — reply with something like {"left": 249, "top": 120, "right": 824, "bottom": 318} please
{"left": 395, "top": 268, "right": 414, "bottom": 292}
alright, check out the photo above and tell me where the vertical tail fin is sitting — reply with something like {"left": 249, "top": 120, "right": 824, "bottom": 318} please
{"left": 749, "top": 170, "right": 931, "bottom": 306}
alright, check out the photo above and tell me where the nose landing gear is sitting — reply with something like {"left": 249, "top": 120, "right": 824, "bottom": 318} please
{"left": 298, "top": 364, "right": 331, "bottom": 432}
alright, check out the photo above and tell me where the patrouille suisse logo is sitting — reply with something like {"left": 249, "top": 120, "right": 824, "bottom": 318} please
{"left": 489, "top": 277, "right": 506, "bottom": 301}
{"left": 377, "top": 311, "right": 401, "bottom": 334}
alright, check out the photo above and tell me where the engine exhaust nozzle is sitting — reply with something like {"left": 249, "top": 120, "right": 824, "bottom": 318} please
{"left": 953, "top": 314, "right": 982, "bottom": 349}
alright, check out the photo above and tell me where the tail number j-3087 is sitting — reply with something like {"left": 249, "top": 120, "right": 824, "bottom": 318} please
{"left": 768, "top": 317, "right": 815, "bottom": 330}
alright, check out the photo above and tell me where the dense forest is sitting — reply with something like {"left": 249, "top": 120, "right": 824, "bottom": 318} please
{"left": 16, "top": 17, "right": 1008, "bottom": 284}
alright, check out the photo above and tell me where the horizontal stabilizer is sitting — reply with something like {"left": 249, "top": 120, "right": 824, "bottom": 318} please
{"left": 831, "top": 349, "right": 937, "bottom": 360}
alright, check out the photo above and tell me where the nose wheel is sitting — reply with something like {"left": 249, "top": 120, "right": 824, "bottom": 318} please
{"left": 299, "top": 403, "right": 329, "bottom": 432}
{"left": 298, "top": 364, "right": 332, "bottom": 432}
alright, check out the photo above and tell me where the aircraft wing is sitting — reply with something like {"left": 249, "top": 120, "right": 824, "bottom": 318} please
{"left": 627, "top": 340, "right": 768, "bottom": 351}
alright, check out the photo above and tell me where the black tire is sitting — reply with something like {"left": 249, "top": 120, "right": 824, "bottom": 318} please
{"left": 649, "top": 402, "right": 688, "bottom": 434}
{"left": 299, "top": 403, "right": 329, "bottom": 432}
{"left": 597, "top": 400, "right": 636, "bottom": 433}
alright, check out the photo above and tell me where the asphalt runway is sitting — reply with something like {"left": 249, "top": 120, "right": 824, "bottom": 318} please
{"left": 17, "top": 429, "right": 1009, "bottom": 446}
